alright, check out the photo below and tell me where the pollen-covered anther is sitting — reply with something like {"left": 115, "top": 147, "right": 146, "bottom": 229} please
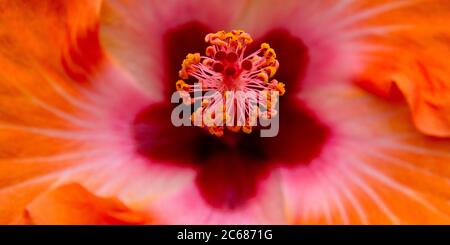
{"left": 175, "top": 30, "right": 286, "bottom": 136}
{"left": 208, "top": 126, "right": 224, "bottom": 137}
{"left": 269, "top": 79, "right": 286, "bottom": 96}
{"left": 176, "top": 80, "right": 189, "bottom": 92}
{"left": 257, "top": 72, "right": 269, "bottom": 83}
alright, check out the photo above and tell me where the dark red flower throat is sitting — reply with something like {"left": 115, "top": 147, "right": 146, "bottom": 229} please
{"left": 133, "top": 22, "right": 330, "bottom": 209}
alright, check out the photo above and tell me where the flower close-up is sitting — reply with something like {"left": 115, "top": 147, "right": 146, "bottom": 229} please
{"left": 0, "top": 0, "right": 449, "bottom": 224}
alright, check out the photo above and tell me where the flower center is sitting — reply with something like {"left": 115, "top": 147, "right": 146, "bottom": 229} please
{"left": 134, "top": 23, "right": 329, "bottom": 209}
{"left": 175, "top": 30, "right": 286, "bottom": 137}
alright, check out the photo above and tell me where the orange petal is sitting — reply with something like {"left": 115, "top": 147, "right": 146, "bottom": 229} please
{"left": 0, "top": 0, "right": 102, "bottom": 65}
{"left": 0, "top": 0, "right": 151, "bottom": 224}
{"left": 18, "top": 183, "right": 148, "bottom": 225}
{"left": 0, "top": 179, "right": 54, "bottom": 224}
{"left": 356, "top": 0, "right": 450, "bottom": 137}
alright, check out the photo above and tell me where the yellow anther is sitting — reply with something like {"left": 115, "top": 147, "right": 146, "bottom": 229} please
{"left": 257, "top": 72, "right": 269, "bottom": 83}
{"left": 178, "top": 69, "right": 189, "bottom": 80}
{"left": 227, "top": 125, "right": 241, "bottom": 133}
{"left": 231, "top": 30, "right": 244, "bottom": 35}
{"left": 261, "top": 43, "right": 271, "bottom": 51}
{"left": 265, "top": 57, "right": 277, "bottom": 66}
{"left": 176, "top": 80, "right": 190, "bottom": 92}
{"left": 215, "top": 129, "right": 224, "bottom": 137}
{"left": 239, "top": 33, "right": 253, "bottom": 44}
{"left": 205, "top": 31, "right": 224, "bottom": 43}
{"left": 276, "top": 82, "right": 286, "bottom": 96}
{"left": 224, "top": 32, "right": 236, "bottom": 40}
{"left": 186, "top": 53, "right": 201, "bottom": 64}
{"left": 229, "top": 39, "right": 239, "bottom": 49}
{"left": 264, "top": 66, "right": 277, "bottom": 78}
{"left": 179, "top": 53, "right": 201, "bottom": 79}
{"left": 205, "top": 31, "right": 227, "bottom": 44}
{"left": 210, "top": 38, "right": 228, "bottom": 46}
{"left": 208, "top": 126, "right": 224, "bottom": 137}
{"left": 176, "top": 80, "right": 189, "bottom": 91}
{"left": 265, "top": 48, "right": 276, "bottom": 59}
{"left": 216, "top": 30, "right": 226, "bottom": 37}
{"left": 242, "top": 125, "right": 252, "bottom": 134}
{"left": 205, "top": 33, "right": 214, "bottom": 42}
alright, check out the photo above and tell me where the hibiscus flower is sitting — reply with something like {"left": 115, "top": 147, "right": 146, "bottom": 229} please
{"left": 0, "top": 0, "right": 449, "bottom": 224}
